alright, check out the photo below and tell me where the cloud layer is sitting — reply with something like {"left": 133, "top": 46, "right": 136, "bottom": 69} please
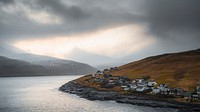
{"left": 0, "top": 0, "right": 200, "bottom": 66}
{"left": 0, "top": 0, "right": 143, "bottom": 41}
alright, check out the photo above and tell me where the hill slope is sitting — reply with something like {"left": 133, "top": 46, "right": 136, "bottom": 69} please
{"left": 76, "top": 48, "right": 200, "bottom": 91}
{"left": 0, "top": 56, "right": 97, "bottom": 77}
{"left": 110, "top": 48, "right": 200, "bottom": 91}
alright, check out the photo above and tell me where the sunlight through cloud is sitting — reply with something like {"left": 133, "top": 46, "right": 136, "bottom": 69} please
{"left": 13, "top": 24, "right": 155, "bottom": 59}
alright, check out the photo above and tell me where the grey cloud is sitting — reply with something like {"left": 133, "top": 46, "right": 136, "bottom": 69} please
{"left": 0, "top": 0, "right": 200, "bottom": 66}
{"left": 0, "top": 0, "right": 14, "bottom": 4}
{"left": 0, "top": 0, "right": 143, "bottom": 41}
{"left": 34, "top": 0, "right": 88, "bottom": 20}
{"left": 144, "top": 0, "right": 200, "bottom": 40}
{"left": 0, "top": 0, "right": 199, "bottom": 52}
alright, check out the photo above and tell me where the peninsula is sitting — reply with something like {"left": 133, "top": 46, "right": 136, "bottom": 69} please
{"left": 60, "top": 49, "right": 200, "bottom": 112}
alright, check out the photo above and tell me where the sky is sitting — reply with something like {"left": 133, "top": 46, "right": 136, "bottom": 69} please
{"left": 0, "top": 0, "right": 200, "bottom": 66}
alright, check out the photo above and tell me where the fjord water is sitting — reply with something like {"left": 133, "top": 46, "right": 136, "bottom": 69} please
{"left": 0, "top": 76, "right": 177, "bottom": 112}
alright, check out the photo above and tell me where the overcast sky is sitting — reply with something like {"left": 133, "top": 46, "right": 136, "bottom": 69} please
{"left": 0, "top": 0, "right": 200, "bottom": 66}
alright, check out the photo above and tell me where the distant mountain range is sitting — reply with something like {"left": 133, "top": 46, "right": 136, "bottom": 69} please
{"left": 0, "top": 46, "right": 97, "bottom": 77}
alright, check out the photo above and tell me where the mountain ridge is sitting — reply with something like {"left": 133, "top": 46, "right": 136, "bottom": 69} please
{"left": 0, "top": 56, "right": 97, "bottom": 77}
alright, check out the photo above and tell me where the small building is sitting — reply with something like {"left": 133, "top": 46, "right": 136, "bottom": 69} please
{"left": 147, "top": 80, "right": 157, "bottom": 87}
{"left": 110, "top": 67, "right": 118, "bottom": 71}
{"left": 123, "top": 87, "right": 130, "bottom": 91}
{"left": 191, "top": 92, "right": 199, "bottom": 101}
{"left": 121, "top": 85, "right": 130, "bottom": 91}
{"left": 160, "top": 87, "right": 169, "bottom": 94}
{"left": 128, "top": 84, "right": 137, "bottom": 90}
{"left": 114, "top": 67, "right": 118, "bottom": 70}
{"left": 175, "top": 88, "right": 184, "bottom": 96}
{"left": 118, "top": 80, "right": 124, "bottom": 84}
{"left": 136, "top": 86, "right": 146, "bottom": 92}
{"left": 137, "top": 82, "right": 147, "bottom": 87}
{"left": 136, "top": 78, "right": 145, "bottom": 83}
{"left": 96, "top": 70, "right": 103, "bottom": 75}
{"left": 131, "top": 80, "right": 136, "bottom": 83}
{"left": 168, "top": 88, "right": 175, "bottom": 95}
{"left": 121, "top": 85, "right": 128, "bottom": 88}
{"left": 94, "top": 78, "right": 101, "bottom": 82}
{"left": 196, "top": 86, "right": 200, "bottom": 94}
{"left": 108, "top": 80, "right": 115, "bottom": 85}
{"left": 92, "top": 74, "right": 96, "bottom": 77}
{"left": 158, "top": 84, "right": 167, "bottom": 91}
{"left": 152, "top": 88, "right": 160, "bottom": 94}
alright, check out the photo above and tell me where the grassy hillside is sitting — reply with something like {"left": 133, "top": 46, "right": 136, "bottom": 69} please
{"left": 111, "top": 49, "right": 200, "bottom": 91}
{"left": 76, "top": 48, "right": 200, "bottom": 91}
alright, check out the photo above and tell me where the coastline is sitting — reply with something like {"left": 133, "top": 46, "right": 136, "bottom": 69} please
{"left": 59, "top": 81, "right": 200, "bottom": 112}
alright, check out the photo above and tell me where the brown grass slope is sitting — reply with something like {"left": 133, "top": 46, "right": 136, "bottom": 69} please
{"left": 110, "top": 48, "right": 200, "bottom": 91}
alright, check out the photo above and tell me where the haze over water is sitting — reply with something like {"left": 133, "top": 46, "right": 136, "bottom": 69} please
{"left": 0, "top": 75, "right": 177, "bottom": 112}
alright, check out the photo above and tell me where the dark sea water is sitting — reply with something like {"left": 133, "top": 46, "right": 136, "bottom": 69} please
{"left": 0, "top": 75, "right": 177, "bottom": 112}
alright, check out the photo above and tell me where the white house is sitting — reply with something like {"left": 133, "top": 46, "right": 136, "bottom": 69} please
{"left": 168, "top": 88, "right": 175, "bottom": 95}
{"left": 136, "top": 78, "right": 144, "bottom": 83}
{"left": 137, "top": 82, "right": 147, "bottom": 87}
{"left": 108, "top": 80, "right": 115, "bottom": 85}
{"left": 136, "top": 86, "right": 146, "bottom": 92}
{"left": 121, "top": 85, "right": 130, "bottom": 91}
{"left": 121, "top": 85, "right": 128, "bottom": 88}
{"left": 96, "top": 70, "right": 103, "bottom": 75}
{"left": 158, "top": 84, "right": 167, "bottom": 91}
{"left": 152, "top": 88, "right": 160, "bottom": 94}
{"left": 128, "top": 84, "right": 137, "bottom": 90}
{"left": 131, "top": 80, "right": 136, "bottom": 83}
{"left": 123, "top": 87, "right": 130, "bottom": 91}
{"left": 192, "top": 93, "right": 199, "bottom": 101}
{"left": 147, "top": 80, "right": 157, "bottom": 86}
{"left": 92, "top": 74, "right": 96, "bottom": 77}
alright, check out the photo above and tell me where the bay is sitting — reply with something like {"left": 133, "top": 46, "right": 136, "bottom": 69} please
{"left": 0, "top": 75, "right": 177, "bottom": 112}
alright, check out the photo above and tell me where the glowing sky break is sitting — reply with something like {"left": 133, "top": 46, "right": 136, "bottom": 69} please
{"left": 14, "top": 24, "right": 155, "bottom": 59}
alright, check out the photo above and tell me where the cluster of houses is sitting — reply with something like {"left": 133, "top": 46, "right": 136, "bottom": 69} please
{"left": 91, "top": 68, "right": 200, "bottom": 102}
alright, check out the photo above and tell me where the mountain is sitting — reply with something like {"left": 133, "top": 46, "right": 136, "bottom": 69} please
{"left": 0, "top": 46, "right": 58, "bottom": 62}
{"left": 0, "top": 45, "right": 97, "bottom": 76}
{"left": 0, "top": 56, "right": 97, "bottom": 77}
{"left": 0, "top": 56, "right": 45, "bottom": 76}
{"left": 110, "top": 48, "right": 200, "bottom": 91}
{"left": 31, "top": 59, "right": 97, "bottom": 75}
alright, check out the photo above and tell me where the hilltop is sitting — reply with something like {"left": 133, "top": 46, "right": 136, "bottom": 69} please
{"left": 0, "top": 56, "right": 97, "bottom": 77}
{"left": 0, "top": 45, "right": 97, "bottom": 77}
{"left": 76, "top": 48, "right": 200, "bottom": 91}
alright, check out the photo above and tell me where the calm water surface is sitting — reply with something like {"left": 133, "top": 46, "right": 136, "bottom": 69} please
{"left": 0, "top": 75, "right": 177, "bottom": 112}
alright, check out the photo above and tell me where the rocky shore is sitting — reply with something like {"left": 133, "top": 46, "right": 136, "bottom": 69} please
{"left": 59, "top": 81, "right": 200, "bottom": 112}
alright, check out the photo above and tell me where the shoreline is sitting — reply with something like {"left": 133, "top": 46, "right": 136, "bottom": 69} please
{"left": 59, "top": 81, "right": 200, "bottom": 112}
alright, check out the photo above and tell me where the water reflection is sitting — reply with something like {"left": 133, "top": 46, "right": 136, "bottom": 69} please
{"left": 0, "top": 76, "right": 177, "bottom": 112}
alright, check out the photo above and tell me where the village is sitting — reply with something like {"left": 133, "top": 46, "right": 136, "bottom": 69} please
{"left": 91, "top": 67, "right": 200, "bottom": 102}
